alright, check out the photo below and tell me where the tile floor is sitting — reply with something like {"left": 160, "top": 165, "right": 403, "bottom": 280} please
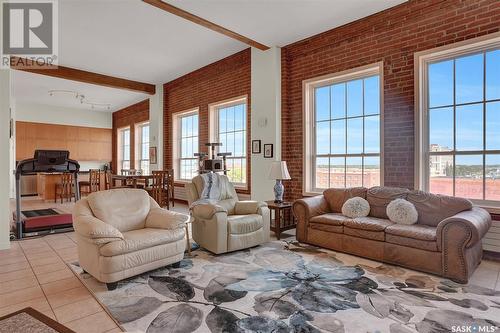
{"left": 2, "top": 197, "right": 500, "bottom": 333}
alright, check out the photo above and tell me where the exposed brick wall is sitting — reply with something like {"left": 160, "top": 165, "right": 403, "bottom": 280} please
{"left": 163, "top": 49, "right": 252, "bottom": 194}
{"left": 281, "top": 0, "right": 500, "bottom": 200}
{"left": 112, "top": 99, "right": 149, "bottom": 173}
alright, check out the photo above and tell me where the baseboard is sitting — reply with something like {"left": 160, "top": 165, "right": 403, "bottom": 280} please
{"left": 0, "top": 240, "right": 11, "bottom": 250}
{"left": 483, "top": 250, "right": 500, "bottom": 262}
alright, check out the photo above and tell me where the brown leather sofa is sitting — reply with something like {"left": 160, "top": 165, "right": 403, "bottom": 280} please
{"left": 292, "top": 186, "right": 492, "bottom": 283}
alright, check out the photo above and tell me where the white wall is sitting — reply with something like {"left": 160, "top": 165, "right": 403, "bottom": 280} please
{"left": 149, "top": 84, "right": 164, "bottom": 170}
{"left": 251, "top": 47, "right": 282, "bottom": 202}
{"left": 16, "top": 102, "right": 112, "bottom": 128}
{"left": 9, "top": 101, "right": 16, "bottom": 199}
{"left": 0, "top": 69, "right": 12, "bottom": 249}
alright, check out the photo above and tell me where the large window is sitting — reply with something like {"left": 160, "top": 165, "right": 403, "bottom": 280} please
{"left": 210, "top": 97, "right": 247, "bottom": 186}
{"left": 303, "top": 64, "right": 383, "bottom": 193}
{"left": 174, "top": 110, "right": 199, "bottom": 181}
{"left": 417, "top": 35, "right": 500, "bottom": 205}
{"left": 119, "top": 127, "right": 130, "bottom": 171}
{"left": 137, "top": 122, "right": 150, "bottom": 174}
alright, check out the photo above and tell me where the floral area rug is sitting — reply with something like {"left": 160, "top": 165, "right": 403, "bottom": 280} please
{"left": 69, "top": 241, "right": 500, "bottom": 333}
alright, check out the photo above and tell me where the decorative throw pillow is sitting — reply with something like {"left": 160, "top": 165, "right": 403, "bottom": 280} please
{"left": 386, "top": 198, "right": 418, "bottom": 225}
{"left": 341, "top": 197, "right": 370, "bottom": 218}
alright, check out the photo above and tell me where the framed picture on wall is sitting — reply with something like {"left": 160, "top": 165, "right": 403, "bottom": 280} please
{"left": 149, "top": 147, "right": 157, "bottom": 164}
{"left": 264, "top": 144, "right": 273, "bottom": 158}
{"left": 252, "top": 140, "right": 261, "bottom": 154}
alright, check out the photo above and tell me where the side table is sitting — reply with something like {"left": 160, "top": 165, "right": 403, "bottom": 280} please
{"left": 266, "top": 201, "right": 296, "bottom": 240}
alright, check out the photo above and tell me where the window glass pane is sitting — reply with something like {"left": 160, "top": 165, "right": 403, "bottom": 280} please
{"left": 234, "top": 132, "right": 243, "bottom": 156}
{"left": 316, "top": 121, "right": 330, "bottom": 155}
{"left": 315, "top": 157, "right": 329, "bottom": 189}
{"left": 181, "top": 138, "right": 188, "bottom": 158}
{"left": 347, "top": 79, "right": 363, "bottom": 117}
{"left": 486, "top": 49, "right": 500, "bottom": 100}
{"left": 315, "top": 86, "right": 330, "bottom": 121}
{"left": 364, "top": 76, "right": 380, "bottom": 115}
{"left": 331, "top": 83, "right": 345, "bottom": 119}
{"left": 486, "top": 101, "right": 500, "bottom": 151}
{"left": 181, "top": 117, "right": 188, "bottom": 137}
{"left": 219, "top": 133, "right": 227, "bottom": 153}
{"left": 193, "top": 136, "right": 199, "bottom": 154}
{"left": 219, "top": 108, "right": 226, "bottom": 133}
{"left": 346, "top": 157, "right": 362, "bottom": 187}
{"left": 456, "top": 103, "right": 483, "bottom": 151}
{"left": 347, "top": 118, "right": 363, "bottom": 154}
{"left": 193, "top": 114, "right": 199, "bottom": 135}
{"left": 429, "top": 107, "right": 453, "bottom": 152}
{"left": 236, "top": 104, "right": 245, "bottom": 131}
{"left": 429, "top": 60, "right": 453, "bottom": 108}
{"left": 455, "top": 155, "right": 483, "bottom": 200}
{"left": 331, "top": 120, "right": 345, "bottom": 155}
{"left": 456, "top": 53, "right": 484, "bottom": 104}
{"left": 329, "top": 157, "right": 345, "bottom": 188}
{"left": 486, "top": 154, "right": 500, "bottom": 201}
{"left": 429, "top": 154, "right": 453, "bottom": 196}
{"left": 364, "top": 115, "right": 380, "bottom": 154}
{"left": 226, "top": 107, "right": 235, "bottom": 132}
{"left": 363, "top": 156, "right": 380, "bottom": 187}
{"left": 226, "top": 132, "right": 235, "bottom": 156}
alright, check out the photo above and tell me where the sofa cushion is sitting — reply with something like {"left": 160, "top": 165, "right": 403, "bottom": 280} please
{"left": 407, "top": 190, "right": 473, "bottom": 227}
{"left": 99, "top": 227, "right": 185, "bottom": 257}
{"left": 227, "top": 214, "right": 263, "bottom": 234}
{"left": 309, "top": 223, "right": 343, "bottom": 234}
{"left": 323, "top": 187, "right": 367, "bottom": 213}
{"left": 386, "top": 235, "right": 438, "bottom": 252}
{"left": 345, "top": 216, "right": 393, "bottom": 231}
{"left": 344, "top": 227, "right": 385, "bottom": 241}
{"left": 310, "top": 213, "right": 353, "bottom": 226}
{"left": 87, "top": 189, "right": 150, "bottom": 232}
{"left": 385, "top": 224, "right": 437, "bottom": 241}
{"left": 367, "top": 186, "right": 409, "bottom": 219}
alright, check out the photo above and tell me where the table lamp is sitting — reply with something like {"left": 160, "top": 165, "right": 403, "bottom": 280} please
{"left": 268, "top": 161, "right": 291, "bottom": 203}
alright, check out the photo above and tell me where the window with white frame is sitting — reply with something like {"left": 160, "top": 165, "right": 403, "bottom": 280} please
{"left": 303, "top": 64, "right": 383, "bottom": 193}
{"left": 173, "top": 110, "right": 199, "bottom": 181}
{"left": 417, "top": 36, "right": 500, "bottom": 205}
{"left": 137, "top": 122, "right": 150, "bottom": 174}
{"left": 210, "top": 97, "right": 247, "bottom": 186}
{"left": 118, "top": 127, "right": 130, "bottom": 171}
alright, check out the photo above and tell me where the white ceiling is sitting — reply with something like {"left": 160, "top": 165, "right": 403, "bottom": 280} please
{"left": 12, "top": 71, "right": 148, "bottom": 112}
{"left": 12, "top": 0, "right": 406, "bottom": 112}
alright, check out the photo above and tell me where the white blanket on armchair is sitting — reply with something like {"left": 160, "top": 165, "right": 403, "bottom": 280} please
{"left": 190, "top": 173, "right": 229, "bottom": 209}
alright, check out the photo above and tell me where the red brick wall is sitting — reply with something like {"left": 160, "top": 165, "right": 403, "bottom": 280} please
{"left": 163, "top": 49, "right": 252, "bottom": 194}
{"left": 112, "top": 99, "right": 149, "bottom": 173}
{"left": 281, "top": 0, "right": 500, "bottom": 200}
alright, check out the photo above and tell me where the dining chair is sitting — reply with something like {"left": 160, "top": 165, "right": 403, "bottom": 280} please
{"left": 55, "top": 173, "right": 76, "bottom": 203}
{"left": 150, "top": 170, "right": 171, "bottom": 209}
{"left": 79, "top": 169, "right": 101, "bottom": 197}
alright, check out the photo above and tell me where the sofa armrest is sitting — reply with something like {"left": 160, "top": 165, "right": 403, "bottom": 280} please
{"left": 437, "top": 207, "right": 492, "bottom": 248}
{"left": 192, "top": 203, "right": 228, "bottom": 220}
{"left": 234, "top": 201, "right": 267, "bottom": 215}
{"left": 73, "top": 215, "right": 123, "bottom": 242}
{"left": 146, "top": 208, "right": 190, "bottom": 230}
{"left": 292, "top": 195, "right": 329, "bottom": 242}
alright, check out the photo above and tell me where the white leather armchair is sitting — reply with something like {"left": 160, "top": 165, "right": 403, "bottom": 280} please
{"left": 73, "top": 188, "right": 189, "bottom": 290}
{"left": 186, "top": 175, "right": 270, "bottom": 254}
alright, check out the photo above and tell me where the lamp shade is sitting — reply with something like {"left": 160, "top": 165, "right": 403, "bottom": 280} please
{"left": 268, "top": 161, "right": 291, "bottom": 180}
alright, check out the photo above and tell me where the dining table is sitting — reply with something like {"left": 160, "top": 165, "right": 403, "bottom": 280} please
{"left": 110, "top": 174, "right": 154, "bottom": 188}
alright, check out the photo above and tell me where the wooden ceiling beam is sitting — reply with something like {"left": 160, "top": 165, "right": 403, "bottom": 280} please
{"left": 143, "top": 0, "right": 270, "bottom": 51}
{"left": 10, "top": 56, "right": 156, "bottom": 95}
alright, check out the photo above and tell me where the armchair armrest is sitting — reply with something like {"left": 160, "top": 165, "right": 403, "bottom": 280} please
{"left": 73, "top": 215, "right": 123, "bottom": 242}
{"left": 437, "top": 207, "right": 492, "bottom": 248}
{"left": 191, "top": 203, "right": 228, "bottom": 220}
{"left": 234, "top": 201, "right": 267, "bottom": 215}
{"left": 146, "top": 208, "right": 190, "bottom": 230}
{"left": 292, "top": 195, "right": 329, "bottom": 242}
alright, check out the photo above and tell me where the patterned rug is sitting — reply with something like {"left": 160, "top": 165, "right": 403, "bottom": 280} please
{"left": 69, "top": 241, "right": 500, "bottom": 333}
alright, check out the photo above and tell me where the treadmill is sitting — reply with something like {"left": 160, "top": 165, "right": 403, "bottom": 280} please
{"left": 14, "top": 150, "right": 80, "bottom": 239}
